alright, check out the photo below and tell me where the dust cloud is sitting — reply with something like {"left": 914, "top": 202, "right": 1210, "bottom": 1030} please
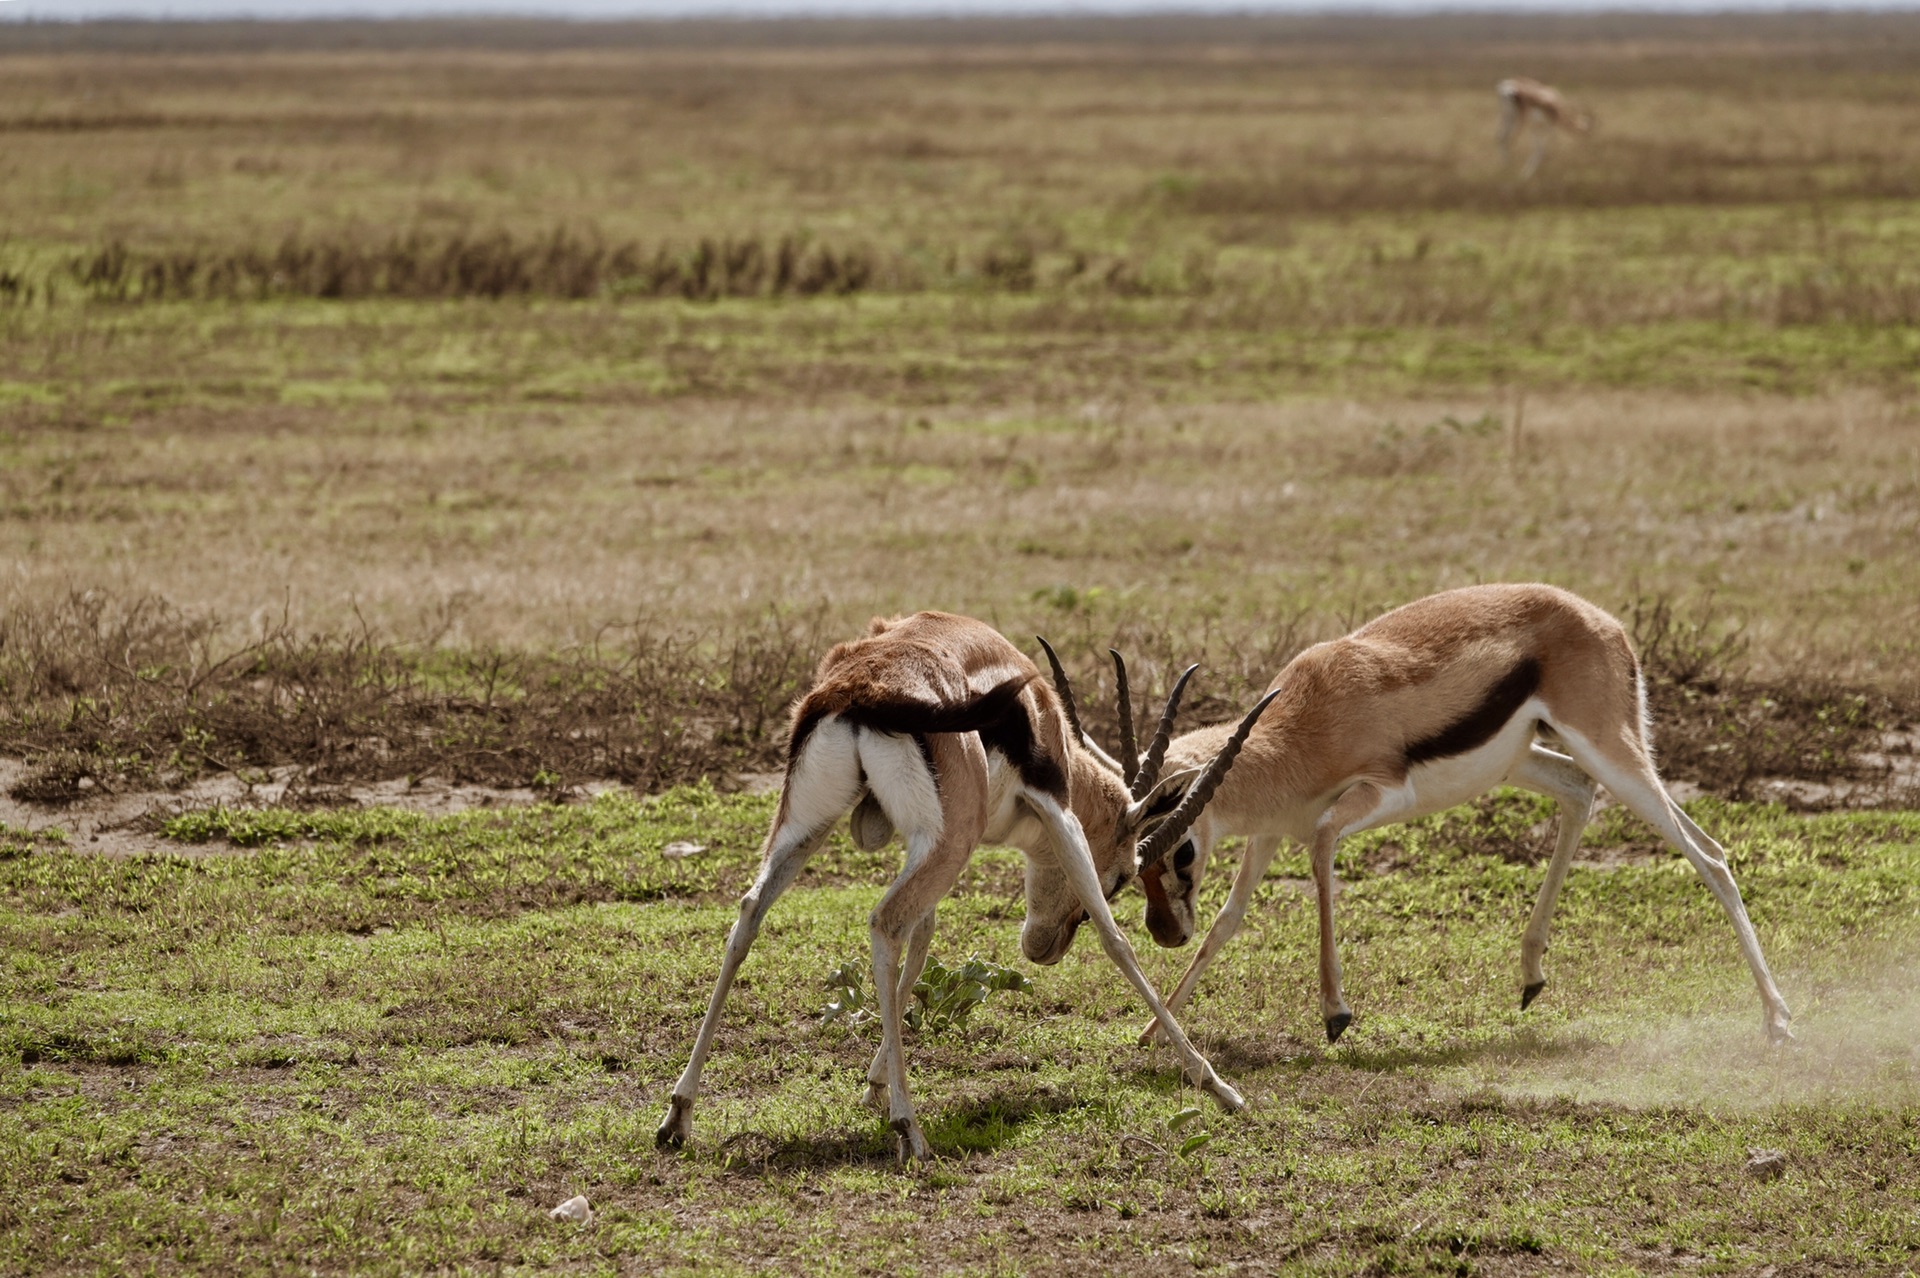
{"left": 1454, "top": 963, "right": 1920, "bottom": 1110}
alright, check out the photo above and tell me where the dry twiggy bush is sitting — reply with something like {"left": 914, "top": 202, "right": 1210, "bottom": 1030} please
{"left": 0, "top": 592, "right": 829, "bottom": 802}
{"left": 2, "top": 591, "right": 1909, "bottom": 810}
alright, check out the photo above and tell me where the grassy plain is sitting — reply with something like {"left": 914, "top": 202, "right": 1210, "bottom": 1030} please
{"left": 1, "top": 13, "right": 1919, "bottom": 1276}
{"left": 3, "top": 14, "right": 1920, "bottom": 670}
{"left": 4, "top": 789, "right": 1919, "bottom": 1274}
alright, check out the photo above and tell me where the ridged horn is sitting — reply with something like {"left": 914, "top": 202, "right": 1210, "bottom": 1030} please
{"left": 1035, "top": 635, "right": 1088, "bottom": 746}
{"left": 1129, "top": 663, "right": 1198, "bottom": 801}
{"left": 1110, "top": 649, "right": 1138, "bottom": 789}
{"left": 1134, "top": 689, "right": 1281, "bottom": 870}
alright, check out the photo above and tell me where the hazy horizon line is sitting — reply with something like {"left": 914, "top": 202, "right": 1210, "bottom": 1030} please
{"left": 7, "top": 0, "right": 1920, "bottom": 22}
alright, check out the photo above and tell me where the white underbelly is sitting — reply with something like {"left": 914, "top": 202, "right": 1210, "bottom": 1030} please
{"left": 1390, "top": 697, "right": 1545, "bottom": 825}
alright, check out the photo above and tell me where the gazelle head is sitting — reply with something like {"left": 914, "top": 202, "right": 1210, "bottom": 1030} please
{"left": 1026, "top": 638, "right": 1276, "bottom": 961}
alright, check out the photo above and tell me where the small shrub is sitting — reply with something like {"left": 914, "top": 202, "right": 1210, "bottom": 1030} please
{"left": 818, "top": 955, "right": 1033, "bottom": 1035}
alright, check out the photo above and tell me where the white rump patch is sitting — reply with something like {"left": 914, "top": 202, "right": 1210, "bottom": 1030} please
{"left": 858, "top": 730, "right": 944, "bottom": 853}
{"left": 785, "top": 716, "right": 864, "bottom": 835}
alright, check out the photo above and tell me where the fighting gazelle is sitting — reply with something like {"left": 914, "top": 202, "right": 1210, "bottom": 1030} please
{"left": 655, "top": 611, "right": 1274, "bottom": 1163}
{"left": 1042, "top": 585, "right": 1793, "bottom": 1048}
{"left": 1497, "top": 77, "right": 1593, "bottom": 178}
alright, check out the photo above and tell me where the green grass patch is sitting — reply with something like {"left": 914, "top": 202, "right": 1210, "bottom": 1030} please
{"left": 3, "top": 789, "right": 1916, "bottom": 1272}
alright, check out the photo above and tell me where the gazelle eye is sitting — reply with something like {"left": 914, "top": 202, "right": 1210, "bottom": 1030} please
{"left": 1173, "top": 842, "right": 1197, "bottom": 872}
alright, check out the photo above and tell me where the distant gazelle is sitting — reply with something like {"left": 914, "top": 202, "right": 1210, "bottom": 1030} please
{"left": 1047, "top": 584, "right": 1792, "bottom": 1048}
{"left": 1497, "top": 77, "right": 1593, "bottom": 178}
{"left": 654, "top": 611, "right": 1273, "bottom": 1163}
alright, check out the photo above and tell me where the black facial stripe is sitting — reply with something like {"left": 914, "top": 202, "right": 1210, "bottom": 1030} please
{"left": 1404, "top": 657, "right": 1542, "bottom": 766}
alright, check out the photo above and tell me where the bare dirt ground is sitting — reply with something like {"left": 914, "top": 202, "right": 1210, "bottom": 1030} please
{"left": 0, "top": 756, "right": 626, "bottom": 856}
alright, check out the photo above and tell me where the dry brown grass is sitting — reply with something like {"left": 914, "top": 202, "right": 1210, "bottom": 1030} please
{"left": 4, "top": 15, "right": 1920, "bottom": 251}
{"left": 2, "top": 14, "right": 1919, "bottom": 800}
{"left": 6, "top": 390, "right": 1916, "bottom": 678}
{"left": 4, "top": 582, "right": 1912, "bottom": 809}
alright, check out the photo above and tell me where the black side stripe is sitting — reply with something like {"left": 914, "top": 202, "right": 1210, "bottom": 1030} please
{"left": 788, "top": 673, "right": 1034, "bottom": 759}
{"left": 1404, "top": 657, "right": 1542, "bottom": 766}
{"left": 977, "top": 701, "right": 1068, "bottom": 800}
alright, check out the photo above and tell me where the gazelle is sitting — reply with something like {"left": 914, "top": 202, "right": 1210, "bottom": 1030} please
{"left": 1044, "top": 585, "right": 1794, "bottom": 1049}
{"left": 1497, "top": 77, "right": 1593, "bottom": 179}
{"left": 654, "top": 611, "right": 1274, "bottom": 1163}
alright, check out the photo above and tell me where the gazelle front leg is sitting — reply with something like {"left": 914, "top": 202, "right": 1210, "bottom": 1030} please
{"left": 1137, "top": 834, "right": 1285, "bottom": 1046}
{"left": 1029, "top": 794, "right": 1245, "bottom": 1113}
{"left": 1505, "top": 745, "right": 1597, "bottom": 1009}
{"left": 1314, "top": 782, "right": 1395, "bottom": 1044}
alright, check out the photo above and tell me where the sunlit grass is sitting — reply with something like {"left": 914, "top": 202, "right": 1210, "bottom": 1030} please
{"left": 2, "top": 789, "right": 1916, "bottom": 1272}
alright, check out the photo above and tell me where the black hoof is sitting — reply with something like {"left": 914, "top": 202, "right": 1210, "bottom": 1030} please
{"left": 1325, "top": 1012, "right": 1352, "bottom": 1044}
{"left": 1521, "top": 980, "right": 1546, "bottom": 1011}
{"left": 655, "top": 1096, "right": 690, "bottom": 1149}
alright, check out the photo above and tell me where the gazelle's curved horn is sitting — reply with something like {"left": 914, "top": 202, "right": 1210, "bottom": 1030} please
{"left": 1110, "top": 649, "right": 1138, "bottom": 789}
{"left": 1135, "top": 689, "right": 1281, "bottom": 870}
{"left": 1037, "top": 636, "right": 1128, "bottom": 776}
{"left": 1035, "top": 636, "right": 1087, "bottom": 744}
{"left": 1130, "top": 663, "right": 1198, "bottom": 801}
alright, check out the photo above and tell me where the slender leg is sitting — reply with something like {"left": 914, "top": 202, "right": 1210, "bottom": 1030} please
{"left": 1523, "top": 119, "right": 1549, "bottom": 179}
{"left": 655, "top": 818, "right": 832, "bottom": 1148}
{"left": 1313, "top": 783, "right": 1395, "bottom": 1044}
{"left": 1028, "top": 794, "right": 1246, "bottom": 1112}
{"left": 865, "top": 904, "right": 936, "bottom": 1110}
{"left": 1505, "top": 745, "right": 1597, "bottom": 1010}
{"left": 866, "top": 837, "right": 977, "bottom": 1161}
{"left": 1137, "top": 835, "right": 1285, "bottom": 1046}
{"left": 1497, "top": 96, "right": 1520, "bottom": 163}
{"left": 859, "top": 730, "right": 987, "bottom": 1163}
{"left": 1558, "top": 730, "right": 1793, "bottom": 1042}
{"left": 866, "top": 894, "right": 924, "bottom": 1162}
{"left": 1667, "top": 804, "right": 1794, "bottom": 1042}
{"left": 656, "top": 719, "right": 863, "bottom": 1150}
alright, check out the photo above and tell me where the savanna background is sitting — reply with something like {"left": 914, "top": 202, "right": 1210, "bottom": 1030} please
{"left": 1, "top": 12, "right": 1917, "bottom": 1275}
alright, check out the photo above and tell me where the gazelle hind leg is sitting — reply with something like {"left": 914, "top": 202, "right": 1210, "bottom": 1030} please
{"left": 865, "top": 904, "right": 937, "bottom": 1110}
{"left": 656, "top": 720, "right": 863, "bottom": 1149}
{"left": 862, "top": 730, "right": 987, "bottom": 1162}
{"left": 868, "top": 835, "right": 976, "bottom": 1162}
{"left": 1668, "top": 802, "right": 1794, "bottom": 1041}
{"left": 1505, "top": 744, "right": 1597, "bottom": 1009}
{"left": 1137, "top": 835, "right": 1284, "bottom": 1046}
{"left": 655, "top": 818, "right": 837, "bottom": 1148}
{"left": 1557, "top": 729, "right": 1793, "bottom": 1042}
